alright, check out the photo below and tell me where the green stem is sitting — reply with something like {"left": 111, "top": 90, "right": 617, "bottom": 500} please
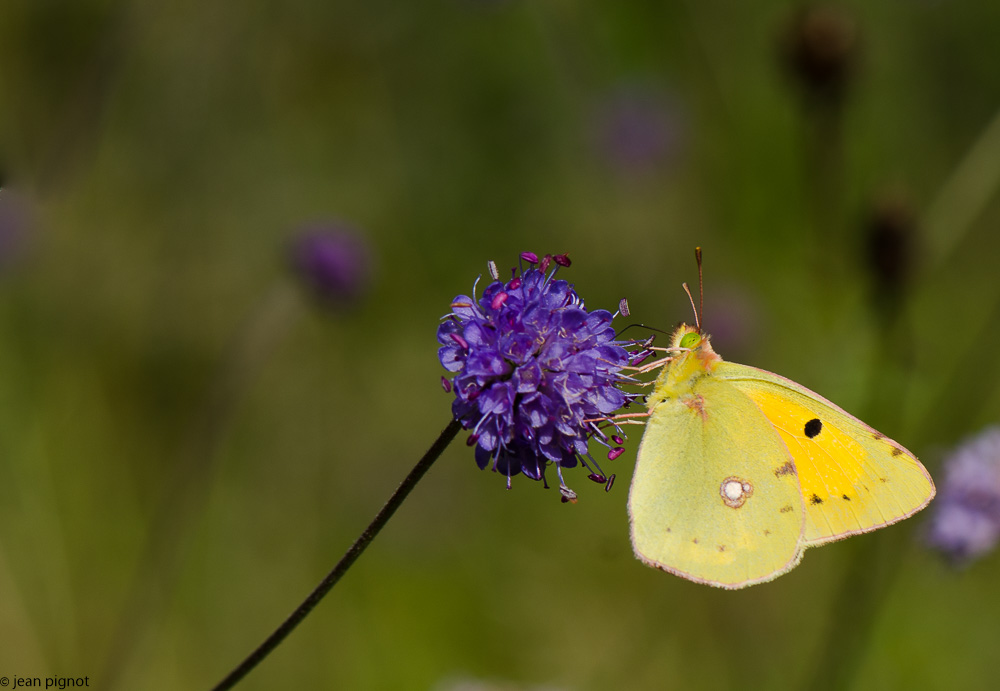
{"left": 101, "top": 282, "right": 302, "bottom": 689}
{"left": 209, "top": 418, "right": 462, "bottom": 691}
{"left": 924, "top": 104, "right": 1000, "bottom": 267}
{"left": 807, "top": 527, "right": 912, "bottom": 691}
{"left": 807, "top": 240, "right": 917, "bottom": 691}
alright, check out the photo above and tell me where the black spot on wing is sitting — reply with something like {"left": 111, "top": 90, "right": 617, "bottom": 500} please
{"left": 692, "top": 538, "right": 699, "bottom": 544}
{"left": 842, "top": 494, "right": 850, "bottom": 501}
{"left": 804, "top": 418, "right": 823, "bottom": 438}
{"left": 717, "top": 545, "right": 726, "bottom": 552}
{"left": 890, "top": 446, "right": 904, "bottom": 457}
{"left": 810, "top": 493, "right": 823, "bottom": 505}
{"left": 763, "top": 529, "right": 772, "bottom": 536}
{"left": 779, "top": 505, "right": 794, "bottom": 513}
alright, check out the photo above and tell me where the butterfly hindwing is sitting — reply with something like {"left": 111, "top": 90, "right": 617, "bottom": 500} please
{"left": 717, "top": 362, "right": 936, "bottom": 545}
{"left": 628, "top": 374, "right": 806, "bottom": 588}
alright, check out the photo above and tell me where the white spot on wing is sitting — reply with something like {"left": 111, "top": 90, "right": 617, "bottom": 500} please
{"left": 720, "top": 476, "right": 754, "bottom": 508}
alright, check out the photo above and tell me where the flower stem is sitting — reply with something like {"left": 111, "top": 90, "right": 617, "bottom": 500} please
{"left": 209, "top": 418, "right": 463, "bottom": 691}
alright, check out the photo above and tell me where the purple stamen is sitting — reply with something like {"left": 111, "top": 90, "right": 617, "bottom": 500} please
{"left": 589, "top": 423, "right": 608, "bottom": 441}
{"left": 611, "top": 435, "right": 624, "bottom": 445}
{"left": 466, "top": 434, "right": 479, "bottom": 446}
{"left": 605, "top": 474, "right": 616, "bottom": 492}
{"left": 539, "top": 254, "right": 552, "bottom": 272}
{"left": 441, "top": 376, "right": 452, "bottom": 393}
{"left": 520, "top": 251, "right": 539, "bottom": 264}
{"left": 588, "top": 473, "right": 607, "bottom": 484}
{"left": 450, "top": 333, "right": 469, "bottom": 349}
{"left": 553, "top": 253, "right": 571, "bottom": 267}
{"left": 619, "top": 298, "right": 630, "bottom": 317}
{"left": 491, "top": 292, "right": 508, "bottom": 310}
{"left": 509, "top": 277, "right": 521, "bottom": 290}
{"left": 630, "top": 351, "right": 652, "bottom": 366}
{"left": 608, "top": 447, "right": 625, "bottom": 460}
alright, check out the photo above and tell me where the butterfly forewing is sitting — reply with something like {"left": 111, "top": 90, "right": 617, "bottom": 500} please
{"left": 629, "top": 375, "right": 806, "bottom": 588}
{"left": 718, "top": 362, "right": 935, "bottom": 545}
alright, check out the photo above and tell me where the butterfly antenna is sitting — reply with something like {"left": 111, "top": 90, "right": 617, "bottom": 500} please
{"left": 615, "top": 323, "right": 672, "bottom": 340}
{"left": 681, "top": 282, "right": 701, "bottom": 333}
{"left": 695, "top": 246, "right": 704, "bottom": 330}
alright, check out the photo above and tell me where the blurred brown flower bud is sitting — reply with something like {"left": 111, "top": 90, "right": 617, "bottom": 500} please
{"left": 865, "top": 189, "right": 917, "bottom": 307}
{"left": 781, "top": 5, "right": 860, "bottom": 107}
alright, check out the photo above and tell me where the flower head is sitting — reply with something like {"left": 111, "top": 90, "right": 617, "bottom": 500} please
{"left": 925, "top": 426, "right": 1000, "bottom": 566}
{"left": 438, "top": 253, "right": 635, "bottom": 494}
{"left": 290, "top": 223, "right": 372, "bottom": 308}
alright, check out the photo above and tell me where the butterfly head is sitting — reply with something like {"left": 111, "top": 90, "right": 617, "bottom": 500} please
{"left": 644, "top": 324, "right": 722, "bottom": 404}
{"left": 669, "top": 323, "right": 717, "bottom": 359}
{"left": 671, "top": 249, "right": 721, "bottom": 369}
{"left": 677, "top": 327, "right": 702, "bottom": 351}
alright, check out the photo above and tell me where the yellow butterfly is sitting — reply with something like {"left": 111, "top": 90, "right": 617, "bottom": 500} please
{"left": 628, "top": 273, "right": 935, "bottom": 589}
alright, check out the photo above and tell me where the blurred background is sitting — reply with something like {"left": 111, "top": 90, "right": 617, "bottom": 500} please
{"left": 1, "top": 1, "right": 1000, "bottom": 689}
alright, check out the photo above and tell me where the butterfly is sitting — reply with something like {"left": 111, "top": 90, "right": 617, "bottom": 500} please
{"left": 627, "top": 260, "right": 935, "bottom": 589}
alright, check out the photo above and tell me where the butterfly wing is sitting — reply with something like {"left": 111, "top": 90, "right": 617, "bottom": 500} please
{"left": 718, "top": 362, "right": 935, "bottom": 546}
{"left": 629, "top": 374, "right": 806, "bottom": 588}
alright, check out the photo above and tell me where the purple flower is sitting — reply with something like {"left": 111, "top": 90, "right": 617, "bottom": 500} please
{"left": 290, "top": 224, "right": 372, "bottom": 307}
{"left": 925, "top": 427, "right": 1000, "bottom": 566}
{"left": 700, "top": 286, "right": 760, "bottom": 357}
{"left": 0, "top": 186, "right": 34, "bottom": 271}
{"left": 593, "top": 85, "right": 685, "bottom": 176}
{"left": 438, "top": 253, "right": 635, "bottom": 493}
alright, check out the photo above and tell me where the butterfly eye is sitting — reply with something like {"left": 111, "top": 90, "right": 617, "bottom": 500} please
{"left": 679, "top": 332, "right": 701, "bottom": 349}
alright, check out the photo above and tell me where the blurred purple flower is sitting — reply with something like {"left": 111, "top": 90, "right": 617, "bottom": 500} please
{"left": 702, "top": 288, "right": 760, "bottom": 356}
{"left": 290, "top": 224, "right": 372, "bottom": 308}
{"left": 0, "top": 187, "right": 34, "bottom": 271}
{"left": 438, "top": 252, "right": 635, "bottom": 493}
{"left": 593, "top": 86, "right": 685, "bottom": 175}
{"left": 925, "top": 427, "right": 1000, "bottom": 567}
